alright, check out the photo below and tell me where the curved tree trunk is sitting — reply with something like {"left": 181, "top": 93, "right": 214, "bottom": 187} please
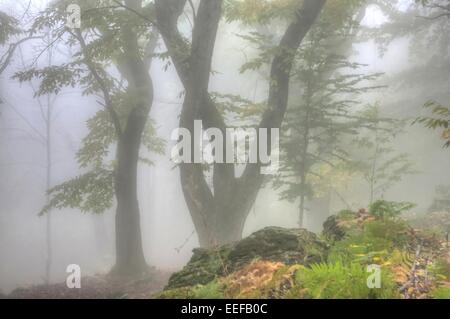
{"left": 99, "top": 0, "right": 157, "bottom": 276}
{"left": 111, "top": 22, "right": 156, "bottom": 275}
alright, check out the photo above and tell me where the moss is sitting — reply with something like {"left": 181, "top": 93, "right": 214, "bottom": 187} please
{"left": 227, "top": 227, "right": 327, "bottom": 271}
{"left": 166, "top": 245, "right": 231, "bottom": 289}
{"left": 193, "top": 281, "right": 226, "bottom": 299}
{"left": 166, "top": 227, "right": 327, "bottom": 290}
{"left": 430, "top": 257, "right": 450, "bottom": 281}
{"left": 157, "top": 281, "right": 225, "bottom": 299}
{"left": 431, "top": 287, "right": 450, "bottom": 299}
{"left": 156, "top": 287, "right": 197, "bottom": 299}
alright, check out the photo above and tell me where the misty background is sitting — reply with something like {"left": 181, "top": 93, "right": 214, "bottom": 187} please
{"left": 0, "top": 0, "right": 448, "bottom": 293}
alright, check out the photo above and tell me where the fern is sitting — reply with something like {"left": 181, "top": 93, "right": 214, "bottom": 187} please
{"left": 369, "top": 200, "right": 415, "bottom": 219}
{"left": 295, "top": 262, "right": 399, "bottom": 299}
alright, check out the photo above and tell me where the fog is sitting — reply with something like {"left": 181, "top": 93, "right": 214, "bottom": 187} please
{"left": 1, "top": 0, "right": 449, "bottom": 294}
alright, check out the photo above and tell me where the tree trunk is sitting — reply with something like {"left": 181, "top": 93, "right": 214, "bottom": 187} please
{"left": 186, "top": 185, "right": 256, "bottom": 247}
{"left": 44, "top": 32, "right": 54, "bottom": 285}
{"left": 299, "top": 194, "right": 305, "bottom": 228}
{"left": 192, "top": 204, "right": 250, "bottom": 247}
{"left": 45, "top": 102, "right": 52, "bottom": 284}
{"left": 308, "top": 193, "right": 331, "bottom": 233}
{"left": 113, "top": 114, "right": 148, "bottom": 276}
{"left": 369, "top": 128, "right": 380, "bottom": 205}
{"left": 109, "top": 3, "right": 156, "bottom": 276}
{"left": 156, "top": 0, "right": 326, "bottom": 248}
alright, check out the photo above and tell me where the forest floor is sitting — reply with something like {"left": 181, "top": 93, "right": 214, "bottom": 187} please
{"left": 3, "top": 205, "right": 450, "bottom": 299}
{"left": 157, "top": 206, "right": 450, "bottom": 299}
{"left": 2, "top": 268, "right": 172, "bottom": 299}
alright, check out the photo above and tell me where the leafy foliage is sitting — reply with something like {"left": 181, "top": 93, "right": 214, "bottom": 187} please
{"left": 431, "top": 287, "right": 450, "bottom": 299}
{"left": 159, "top": 201, "right": 449, "bottom": 299}
{"left": 192, "top": 281, "right": 225, "bottom": 299}
{"left": 270, "top": 4, "right": 384, "bottom": 223}
{"left": 0, "top": 11, "right": 21, "bottom": 45}
{"left": 326, "top": 217, "right": 411, "bottom": 265}
{"left": 224, "top": 0, "right": 299, "bottom": 26}
{"left": 414, "top": 101, "right": 450, "bottom": 148}
{"left": 14, "top": 0, "right": 165, "bottom": 215}
{"left": 41, "top": 168, "right": 115, "bottom": 215}
{"left": 224, "top": 0, "right": 366, "bottom": 28}
{"left": 294, "top": 261, "right": 399, "bottom": 299}
{"left": 353, "top": 105, "right": 416, "bottom": 203}
{"left": 369, "top": 200, "right": 416, "bottom": 219}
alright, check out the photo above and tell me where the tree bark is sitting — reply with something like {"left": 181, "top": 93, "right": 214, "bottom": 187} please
{"left": 111, "top": 1, "right": 156, "bottom": 275}
{"left": 113, "top": 111, "right": 149, "bottom": 276}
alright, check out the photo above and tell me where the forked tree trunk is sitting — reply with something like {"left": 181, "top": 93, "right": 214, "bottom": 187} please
{"left": 184, "top": 180, "right": 257, "bottom": 247}
{"left": 156, "top": 0, "right": 327, "bottom": 248}
{"left": 191, "top": 207, "right": 249, "bottom": 247}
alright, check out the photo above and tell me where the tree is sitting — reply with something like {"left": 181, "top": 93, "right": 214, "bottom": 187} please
{"left": 411, "top": 1, "right": 450, "bottom": 149}
{"left": 355, "top": 105, "right": 416, "bottom": 203}
{"left": 372, "top": 0, "right": 450, "bottom": 112}
{"left": 1, "top": 9, "right": 58, "bottom": 282}
{"left": 274, "top": 10, "right": 384, "bottom": 227}
{"left": 0, "top": 11, "right": 21, "bottom": 104}
{"left": 155, "top": 0, "right": 326, "bottom": 247}
{"left": 0, "top": 10, "right": 21, "bottom": 254}
{"left": 20, "top": 33, "right": 58, "bottom": 284}
{"left": 417, "top": 0, "right": 450, "bottom": 19}
{"left": 14, "top": 0, "right": 163, "bottom": 276}
{"left": 0, "top": 11, "right": 21, "bottom": 75}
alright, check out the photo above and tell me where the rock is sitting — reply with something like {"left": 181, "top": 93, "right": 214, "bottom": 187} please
{"left": 322, "top": 209, "right": 375, "bottom": 242}
{"left": 322, "top": 215, "right": 347, "bottom": 242}
{"left": 166, "top": 227, "right": 327, "bottom": 290}
{"left": 227, "top": 227, "right": 327, "bottom": 270}
{"left": 166, "top": 245, "right": 232, "bottom": 290}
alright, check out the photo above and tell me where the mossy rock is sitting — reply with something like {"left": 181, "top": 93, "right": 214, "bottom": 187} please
{"left": 227, "top": 227, "right": 327, "bottom": 271}
{"left": 165, "top": 227, "right": 327, "bottom": 290}
{"left": 322, "top": 214, "right": 348, "bottom": 242}
{"left": 166, "top": 245, "right": 231, "bottom": 290}
{"left": 322, "top": 209, "right": 375, "bottom": 242}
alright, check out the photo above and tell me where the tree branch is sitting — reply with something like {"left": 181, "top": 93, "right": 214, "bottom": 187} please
{"left": 0, "top": 35, "right": 42, "bottom": 74}
{"left": 71, "top": 28, "right": 123, "bottom": 137}
{"left": 240, "top": 0, "right": 327, "bottom": 188}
